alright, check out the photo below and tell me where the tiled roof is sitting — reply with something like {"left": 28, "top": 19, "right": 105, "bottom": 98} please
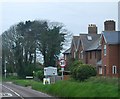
{"left": 80, "top": 34, "right": 101, "bottom": 51}
{"left": 102, "top": 31, "right": 120, "bottom": 44}
{"left": 86, "top": 37, "right": 101, "bottom": 51}
{"left": 63, "top": 48, "right": 71, "bottom": 54}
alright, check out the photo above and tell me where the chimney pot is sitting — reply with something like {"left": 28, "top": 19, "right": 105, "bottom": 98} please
{"left": 104, "top": 20, "right": 116, "bottom": 31}
{"left": 88, "top": 24, "right": 97, "bottom": 34}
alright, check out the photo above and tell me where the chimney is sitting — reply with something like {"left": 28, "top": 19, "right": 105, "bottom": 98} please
{"left": 88, "top": 24, "right": 97, "bottom": 34}
{"left": 104, "top": 20, "right": 116, "bottom": 31}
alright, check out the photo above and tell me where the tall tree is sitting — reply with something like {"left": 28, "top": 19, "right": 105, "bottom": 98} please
{"left": 2, "top": 19, "right": 71, "bottom": 78}
{"left": 37, "top": 21, "right": 67, "bottom": 66}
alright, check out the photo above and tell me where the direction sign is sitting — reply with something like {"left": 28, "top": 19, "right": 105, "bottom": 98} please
{"left": 59, "top": 59, "right": 66, "bottom": 67}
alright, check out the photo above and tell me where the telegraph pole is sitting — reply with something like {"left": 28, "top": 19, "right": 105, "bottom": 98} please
{"left": 4, "top": 60, "right": 6, "bottom": 79}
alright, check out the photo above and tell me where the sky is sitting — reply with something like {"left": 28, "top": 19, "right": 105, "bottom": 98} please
{"left": 0, "top": 0, "right": 119, "bottom": 36}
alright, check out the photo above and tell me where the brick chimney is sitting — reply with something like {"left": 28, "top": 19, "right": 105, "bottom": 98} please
{"left": 104, "top": 20, "right": 116, "bottom": 31}
{"left": 88, "top": 24, "right": 97, "bottom": 34}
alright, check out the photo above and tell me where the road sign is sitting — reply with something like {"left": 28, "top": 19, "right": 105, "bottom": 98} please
{"left": 44, "top": 66, "right": 57, "bottom": 76}
{"left": 59, "top": 59, "right": 66, "bottom": 68}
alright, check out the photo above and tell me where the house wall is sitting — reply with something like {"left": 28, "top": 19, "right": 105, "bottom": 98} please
{"left": 101, "top": 36, "right": 107, "bottom": 76}
{"left": 86, "top": 50, "right": 101, "bottom": 67}
{"left": 107, "top": 45, "right": 119, "bottom": 77}
{"left": 101, "top": 35, "right": 119, "bottom": 77}
{"left": 77, "top": 44, "right": 88, "bottom": 64}
{"left": 71, "top": 43, "right": 75, "bottom": 59}
{"left": 64, "top": 53, "right": 71, "bottom": 67}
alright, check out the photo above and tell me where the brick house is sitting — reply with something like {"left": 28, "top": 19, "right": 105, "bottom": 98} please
{"left": 63, "top": 48, "right": 71, "bottom": 68}
{"left": 70, "top": 36, "right": 80, "bottom": 60}
{"left": 101, "top": 20, "right": 120, "bottom": 77}
{"left": 64, "top": 24, "right": 101, "bottom": 68}
{"left": 63, "top": 20, "right": 120, "bottom": 77}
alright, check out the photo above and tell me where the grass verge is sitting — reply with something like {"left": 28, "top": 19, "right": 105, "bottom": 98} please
{"left": 12, "top": 76, "right": 118, "bottom": 97}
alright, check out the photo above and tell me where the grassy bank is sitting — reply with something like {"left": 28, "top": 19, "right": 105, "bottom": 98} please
{"left": 12, "top": 77, "right": 118, "bottom": 97}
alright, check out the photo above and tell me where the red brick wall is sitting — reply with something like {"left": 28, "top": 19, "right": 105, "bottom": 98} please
{"left": 101, "top": 36, "right": 107, "bottom": 76}
{"left": 78, "top": 44, "right": 85, "bottom": 62}
{"left": 87, "top": 51, "right": 101, "bottom": 67}
{"left": 108, "top": 45, "right": 119, "bottom": 77}
{"left": 101, "top": 35, "right": 119, "bottom": 77}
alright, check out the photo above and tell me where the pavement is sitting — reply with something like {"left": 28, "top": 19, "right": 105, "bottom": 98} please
{"left": 0, "top": 82, "right": 55, "bottom": 99}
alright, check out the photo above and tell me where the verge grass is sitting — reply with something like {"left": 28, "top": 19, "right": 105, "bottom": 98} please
{"left": 13, "top": 76, "right": 118, "bottom": 97}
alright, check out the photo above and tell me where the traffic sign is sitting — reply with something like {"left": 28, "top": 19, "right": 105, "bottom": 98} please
{"left": 59, "top": 59, "right": 66, "bottom": 67}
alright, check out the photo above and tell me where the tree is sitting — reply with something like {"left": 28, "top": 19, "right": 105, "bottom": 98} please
{"left": 71, "top": 60, "right": 97, "bottom": 81}
{"left": 37, "top": 21, "right": 67, "bottom": 66}
{"left": 2, "top": 19, "right": 71, "bottom": 78}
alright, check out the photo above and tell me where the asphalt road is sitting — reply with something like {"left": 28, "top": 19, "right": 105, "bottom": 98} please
{"left": 0, "top": 82, "right": 55, "bottom": 99}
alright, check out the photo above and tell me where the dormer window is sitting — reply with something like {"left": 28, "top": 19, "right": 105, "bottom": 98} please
{"left": 87, "top": 36, "right": 92, "bottom": 41}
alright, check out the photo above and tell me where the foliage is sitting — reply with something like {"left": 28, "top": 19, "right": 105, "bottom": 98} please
{"left": 34, "top": 70, "right": 44, "bottom": 81}
{"left": 2, "top": 20, "right": 70, "bottom": 78}
{"left": 13, "top": 77, "right": 118, "bottom": 97}
{"left": 71, "top": 60, "right": 97, "bottom": 81}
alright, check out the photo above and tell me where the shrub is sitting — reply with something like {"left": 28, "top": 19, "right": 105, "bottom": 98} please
{"left": 71, "top": 60, "right": 97, "bottom": 81}
{"left": 34, "top": 70, "right": 44, "bottom": 81}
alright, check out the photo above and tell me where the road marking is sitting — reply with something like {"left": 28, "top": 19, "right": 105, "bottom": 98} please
{"left": 0, "top": 93, "right": 13, "bottom": 97}
{"left": 2, "top": 85, "right": 24, "bottom": 99}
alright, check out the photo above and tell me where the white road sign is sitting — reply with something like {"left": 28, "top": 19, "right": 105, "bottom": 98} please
{"left": 59, "top": 59, "right": 66, "bottom": 67}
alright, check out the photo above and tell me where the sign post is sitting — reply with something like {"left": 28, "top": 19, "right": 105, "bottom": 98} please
{"left": 43, "top": 66, "right": 57, "bottom": 84}
{"left": 59, "top": 59, "right": 66, "bottom": 80}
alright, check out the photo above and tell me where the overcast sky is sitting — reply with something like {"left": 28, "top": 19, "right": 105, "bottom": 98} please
{"left": 0, "top": 1, "right": 119, "bottom": 35}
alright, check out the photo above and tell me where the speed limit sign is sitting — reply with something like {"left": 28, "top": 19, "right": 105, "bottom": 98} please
{"left": 59, "top": 59, "right": 66, "bottom": 68}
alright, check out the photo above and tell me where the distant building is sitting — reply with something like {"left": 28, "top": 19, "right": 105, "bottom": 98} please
{"left": 63, "top": 48, "right": 71, "bottom": 67}
{"left": 69, "top": 24, "right": 101, "bottom": 68}
{"left": 63, "top": 20, "right": 120, "bottom": 77}
{"left": 101, "top": 20, "right": 120, "bottom": 77}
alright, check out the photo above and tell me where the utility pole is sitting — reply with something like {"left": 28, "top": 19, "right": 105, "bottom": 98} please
{"left": 4, "top": 60, "right": 6, "bottom": 79}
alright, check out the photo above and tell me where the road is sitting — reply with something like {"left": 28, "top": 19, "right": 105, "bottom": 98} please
{"left": 0, "top": 82, "right": 55, "bottom": 99}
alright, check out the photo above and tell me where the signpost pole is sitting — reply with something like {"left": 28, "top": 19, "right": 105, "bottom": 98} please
{"left": 59, "top": 59, "right": 66, "bottom": 81}
{"left": 4, "top": 61, "right": 6, "bottom": 79}
{"left": 61, "top": 68, "right": 64, "bottom": 80}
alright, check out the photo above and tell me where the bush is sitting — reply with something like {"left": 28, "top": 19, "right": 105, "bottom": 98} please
{"left": 34, "top": 70, "right": 44, "bottom": 81}
{"left": 71, "top": 60, "right": 97, "bottom": 81}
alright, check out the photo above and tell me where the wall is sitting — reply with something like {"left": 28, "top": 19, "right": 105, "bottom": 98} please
{"left": 86, "top": 50, "right": 101, "bottom": 67}
{"left": 107, "top": 44, "right": 119, "bottom": 77}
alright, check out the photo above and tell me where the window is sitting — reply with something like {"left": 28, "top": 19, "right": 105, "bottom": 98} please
{"left": 64, "top": 55, "right": 67, "bottom": 60}
{"left": 112, "top": 66, "right": 117, "bottom": 74}
{"left": 104, "top": 65, "right": 106, "bottom": 75}
{"left": 80, "top": 51, "right": 83, "bottom": 59}
{"left": 90, "top": 52, "right": 92, "bottom": 59}
{"left": 87, "top": 36, "right": 92, "bottom": 41}
{"left": 104, "top": 45, "right": 106, "bottom": 56}
{"left": 99, "top": 67, "right": 102, "bottom": 74}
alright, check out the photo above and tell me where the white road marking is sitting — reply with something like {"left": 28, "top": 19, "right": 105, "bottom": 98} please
{"left": 0, "top": 93, "right": 13, "bottom": 97}
{"left": 2, "top": 85, "right": 24, "bottom": 99}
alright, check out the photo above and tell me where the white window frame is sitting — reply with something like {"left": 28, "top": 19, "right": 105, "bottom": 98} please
{"left": 99, "top": 67, "right": 102, "bottom": 74}
{"left": 104, "top": 45, "right": 106, "bottom": 56}
{"left": 80, "top": 51, "right": 83, "bottom": 59}
{"left": 87, "top": 36, "right": 92, "bottom": 40}
{"left": 64, "top": 55, "right": 67, "bottom": 60}
{"left": 112, "top": 65, "right": 117, "bottom": 74}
